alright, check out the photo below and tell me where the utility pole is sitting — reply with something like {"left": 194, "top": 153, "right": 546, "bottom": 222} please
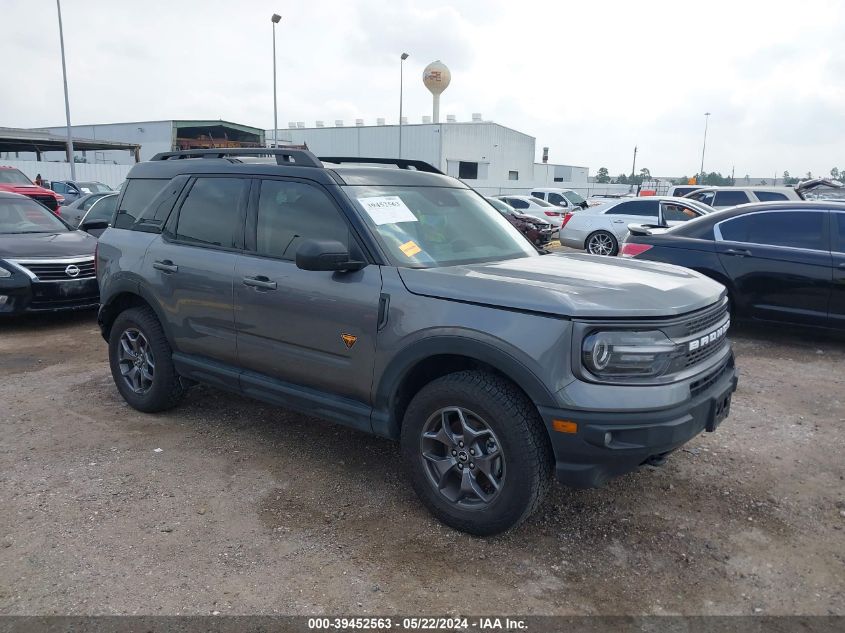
{"left": 630, "top": 145, "right": 637, "bottom": 180}
{"left": 56, "top": 0, "right": 76, "bottom": 180}
{"left": 699, "top": 112, "right": 711, "bottom": 182}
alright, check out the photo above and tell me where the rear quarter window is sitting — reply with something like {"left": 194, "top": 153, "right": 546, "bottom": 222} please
{"left": 113, "top": 179, "right": 169, "bottom": 229}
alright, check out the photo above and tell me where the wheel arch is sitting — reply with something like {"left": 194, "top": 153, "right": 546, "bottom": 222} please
{"left": 372, "top": 337, "right": 557, "bottom": 440}
{"left": 98, "top": 282, "right": 172, "bottom": 346}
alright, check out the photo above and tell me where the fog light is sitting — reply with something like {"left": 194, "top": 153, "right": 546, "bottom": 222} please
{"left": 604, "top": 432, "right": 613, "bottom": 446}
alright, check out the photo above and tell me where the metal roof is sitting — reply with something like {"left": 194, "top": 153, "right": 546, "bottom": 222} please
{"left": 0, "top": 127, "right": 140, "bottom": 154}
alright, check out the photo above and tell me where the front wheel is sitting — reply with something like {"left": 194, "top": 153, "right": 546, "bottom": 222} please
{"left": 585, "top": 230, "right": 618, "bottom": 256}
{"left": 401, "top": 370, "right": 552, "bottom": 536}
{"left": 108, "top": 306, "right": 185, "bottom": 412}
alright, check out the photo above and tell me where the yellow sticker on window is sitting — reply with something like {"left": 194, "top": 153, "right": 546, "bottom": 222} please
{"left": 399, "top": 240, "right": 422, "bottom": 257}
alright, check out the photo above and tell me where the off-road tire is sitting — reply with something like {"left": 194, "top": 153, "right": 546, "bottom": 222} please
{"left": 108, "top": 306, "right": 185, "bottom": 412}
{"left": 401, "top": 370, "right": 553, "bottom": 536}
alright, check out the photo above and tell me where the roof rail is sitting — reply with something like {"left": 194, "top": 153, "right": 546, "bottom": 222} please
{"left": 150, "top": 147, "right": 322, "bottom": 168}
{"left": 319, "top": 156, "right": 444, "bottom": 174}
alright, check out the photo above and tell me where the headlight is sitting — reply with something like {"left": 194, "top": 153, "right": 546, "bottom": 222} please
{"left": 582, "top": 329, "right": 684, "bottom": 379}
{"left": 0, "top": 266, "right": 11, "bottom": 278}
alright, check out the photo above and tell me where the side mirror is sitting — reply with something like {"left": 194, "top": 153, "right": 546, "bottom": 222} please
{"left": 295, "top": 239, "right": 366, "bottom": 272}
{"left": 80, "top": 220, "right": 109, "bottom": 234}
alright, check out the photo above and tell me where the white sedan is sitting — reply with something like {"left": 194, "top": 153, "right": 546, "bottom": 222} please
{"left": 559, "top": 196, "right": 713, "bottom": 256}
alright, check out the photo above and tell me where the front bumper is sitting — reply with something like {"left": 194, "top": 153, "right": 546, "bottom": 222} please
{"left": 0, "top": 276, "right": 99, "bottom": 315}
{"left": 538, "top": 354, "right": 738, "bottom": 488}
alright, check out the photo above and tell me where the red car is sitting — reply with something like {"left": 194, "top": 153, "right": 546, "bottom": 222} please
{"left": 486, "top": 196, "right": 553, "bottom": 246}
{"left": 0, "top": 167, "right": 64, "bottom": 214}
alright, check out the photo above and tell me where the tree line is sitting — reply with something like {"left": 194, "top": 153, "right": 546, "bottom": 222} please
{"left": 592, "top": 167, "right": 843, "bottom": 186}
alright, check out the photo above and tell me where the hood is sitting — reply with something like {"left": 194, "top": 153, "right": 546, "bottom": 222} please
{"left": 397, "top": 253, "right": 725, "bottom": 318}
{"left": 0, "top": 183, "right": 59, "bottom": 198}
{"left": 0, "top": 230, "right": 97, "bottom": 259}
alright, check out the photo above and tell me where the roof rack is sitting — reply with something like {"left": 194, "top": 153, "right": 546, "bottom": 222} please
{"left": 150, "top": 147, "right": 322, "bottom": 168}
{"left": 319, "top": 156, "right": 444, "bottom": 174}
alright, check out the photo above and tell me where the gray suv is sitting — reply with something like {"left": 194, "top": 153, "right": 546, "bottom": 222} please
{"left": 96, "top": 149, "right": 737, "bottom": 535}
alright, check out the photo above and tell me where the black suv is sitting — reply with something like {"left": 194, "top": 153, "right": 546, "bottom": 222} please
{"left": 96, "top": 149, "right": 736, "bottom": 535}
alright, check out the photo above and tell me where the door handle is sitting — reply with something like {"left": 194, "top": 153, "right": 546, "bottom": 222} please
{"left": 243, "top": 275, "right": 277, "bottom": 290}
{"left": 612, "top": 219, "right": 625, "bottom": 224}
{"left": 153, "top": 260, "right": 178, "bottom": 273}
{"left": 724, "top": 248, "right": 752, "bottom": 257}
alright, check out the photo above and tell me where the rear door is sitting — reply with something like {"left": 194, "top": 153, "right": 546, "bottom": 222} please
{"left": 603, "top": 199, "right": 660, "bottom": 238}
{"left": 234, "top": 177, "right": 382, "bottom": 413}
{"left": 144, "top": 176, "right": 248, "bottom": 366}
{"left": 712, "top": 190, "right": 751, "bottom": 208}
{"left": 714, "top": 210, "right": 832, "bottom": 325}
{"left": 830, "top": 210, "right": 845, "bottom": 328}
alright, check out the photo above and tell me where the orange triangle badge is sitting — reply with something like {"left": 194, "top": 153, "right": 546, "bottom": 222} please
{"left": 341, "top": 333, "right": 358, "bottom": 349}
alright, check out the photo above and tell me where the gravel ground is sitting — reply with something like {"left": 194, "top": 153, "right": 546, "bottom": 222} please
{"left": 0, "top": 308, "right": 843, "bottom": 616}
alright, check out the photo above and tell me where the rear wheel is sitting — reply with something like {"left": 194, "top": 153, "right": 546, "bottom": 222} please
{"left": 585, "top": 230, "right": 618, "bottom": 256}
{"left": 401, "top": 370, "right": 552, "bottom": 536}
{"left": 108, "top": 306, "right": 185, "bottom": 412}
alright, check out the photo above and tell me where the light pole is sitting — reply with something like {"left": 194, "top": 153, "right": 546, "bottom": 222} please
{"left": 399, "top": 52, "right": 409, "bottom": 158}
{"left": 271, "top": 13, "right": 281, "bottom": 148}
{"left": 699, "top": 112, "right": 711, "bottom": 183}
{"left": 56, "top": 0, "right": 76, "bottom": 180}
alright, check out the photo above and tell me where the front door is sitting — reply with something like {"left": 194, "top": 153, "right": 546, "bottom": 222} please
{"left": 145, "top": 176, "right": 249, "bottom": 366}
{"left": 714, "top": 209, "right": 832, "bottom": 326}
{"left": 234, "top": 178, "right": 382, "bottom": 416}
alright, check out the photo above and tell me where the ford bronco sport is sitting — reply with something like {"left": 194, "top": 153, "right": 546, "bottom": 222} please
{"left": 96, "top": 148, "right": 737, "bottom": 535}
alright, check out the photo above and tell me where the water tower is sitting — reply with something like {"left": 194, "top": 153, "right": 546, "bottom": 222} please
{"left": 423, "top": 60, "right": 451, "bottom": 124}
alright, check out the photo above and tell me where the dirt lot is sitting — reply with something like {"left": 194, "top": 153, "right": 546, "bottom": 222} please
{"left": 0, "top": 309, "right": 843, "bottom": 616}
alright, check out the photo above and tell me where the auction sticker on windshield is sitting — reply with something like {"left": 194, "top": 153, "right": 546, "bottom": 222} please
{"left": 358, "top": 196, "right": 417, "bottom": 225}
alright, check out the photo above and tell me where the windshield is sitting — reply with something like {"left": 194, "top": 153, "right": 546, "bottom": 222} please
{"left": 344, "top": 186, "right": 537, "bottom": 268}
{"left": 77, "top": 182, "right": 112, "bottom": 194}
{"left": 563, "top": 190, "right": 586, "bottom": 205}
{"left": 0, "top": 169, "right": 34, "bottom": 185}
{"left": 0, "top": 197, "right": 69, "bottom": 234}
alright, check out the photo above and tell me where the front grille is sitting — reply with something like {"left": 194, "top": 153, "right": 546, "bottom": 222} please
{"left": 18, "top": 258, "right": 96, "bottom": 281}
{"left": 685, "top": 338, "right": 728, "bottom": 368}
{"left": 26, "top": 194, "right": 58, "bottom": 211}
{"left": 690, "top": 355, "right": 733, "bottom": 398}
{"left": 680, "top": 300, "right": 728, "bottom": 336}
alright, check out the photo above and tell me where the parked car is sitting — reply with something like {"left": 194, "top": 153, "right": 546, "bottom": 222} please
{"left": 492, "top": 195, "right": 564, "bottom": 233}
{"left": 97, "top": 148, "right": 736, "bottom": 535}
{"left": 62, "top": 192, "right": 118, "bottom": 226}
{"left": 559, "top": 196, "right": 713, "bottom": 256}
{"left": 530, "top": 187, "right": 590, "bottom": 209}
{"left": 0, "top": 192, "right": 101, "bottom": 315}
{"left": 50, "top": 180, "right": 113, "bottom": 205}
{"left": 683, "top": 178, "right": 842, "bottom": 209}
{"left": 485, "top": 197, "right": 553, "bottom": 246}
{"left": 621, "top": 201, "right": 845, "bottom": 329}
{"left": 0, "top": 166, "right": 64, "bottom": 213}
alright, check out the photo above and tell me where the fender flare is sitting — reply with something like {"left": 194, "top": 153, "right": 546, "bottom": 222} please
{"left": 372, "top": 335, "right": 557, "bottom": 439}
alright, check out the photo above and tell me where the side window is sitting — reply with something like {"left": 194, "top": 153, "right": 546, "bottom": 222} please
{"left": 834, "top": 213, "right": 845, "bottom": 253}
{"left": 113, "top": 178, "right": 168, "bottom": 228}
{"left": 509, "top": 198, "right": 529, "bottom": 209}
{"left": 174, "top": 177, "right": 247, "bottom": 248}
{"left": 530, "top": 191, "right": 544, "bottom": 200}
{"left": 754, "top": 191, "right": 789, "bottom": 202}
{"left": 713, "top": 190, "right": 750, "bottom": 206}
{"left": 255, "top": 180, "right": 349, "bottom": 260}
{"left": 718, "top": 211, "right": 825, "bottom": 250}
{"left": 662, "top": 203, "right": 700, "bottom": 222}
{"left": 688, "top": 190, "right": 715, "bottom": 206}
{"left": 84, "top": 196, "right": 118, "bottom": 223}
{"left": 548, "top": 193, "right": 568, "bottom": 206}
{"left": 606, "top": 200, "right": 659, "bottom": 216}
{"left": 52, "top": 182, "right": 67, "bottom": 194}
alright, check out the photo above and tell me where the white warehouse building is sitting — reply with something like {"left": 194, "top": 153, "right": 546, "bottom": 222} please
{"left": 270, "top": 117, "right": 589, "bottom": 195}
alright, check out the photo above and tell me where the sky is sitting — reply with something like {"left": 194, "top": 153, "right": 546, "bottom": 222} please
{"left": 2, "top": 0, "right": 843, "bottom": 178}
